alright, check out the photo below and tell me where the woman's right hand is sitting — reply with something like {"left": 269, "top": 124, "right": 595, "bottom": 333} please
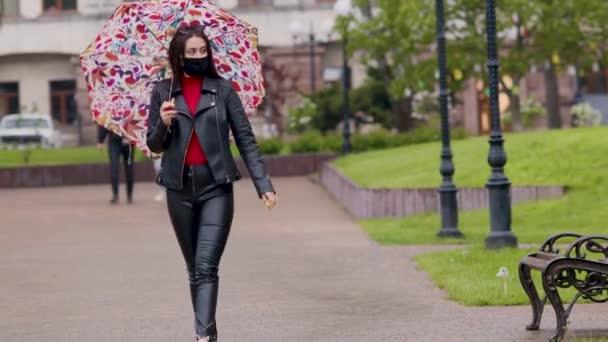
{"left": 160, "top": 98, "right": 176, "bottom": 127}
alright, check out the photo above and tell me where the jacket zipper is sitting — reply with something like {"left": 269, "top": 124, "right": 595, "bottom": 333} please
{"left": 177, "top": 111, "right": 193, "bottom": 190}
{"left": 191, "top": 161, "right": 196, "bottom": 195}
{"left": 213, "top": 94, "right": 231, "bottom": 183}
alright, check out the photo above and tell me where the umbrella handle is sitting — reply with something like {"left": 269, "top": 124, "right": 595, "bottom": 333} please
{"left": 167, "top": 75, "right": 174, "bottom": 102}
{"left": 165, "top": 75, "right": 175, "bottom": 134}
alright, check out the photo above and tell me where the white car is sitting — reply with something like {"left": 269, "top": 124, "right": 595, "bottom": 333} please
{"left": 0, "top": 113, "right": 63, "bottom": 149}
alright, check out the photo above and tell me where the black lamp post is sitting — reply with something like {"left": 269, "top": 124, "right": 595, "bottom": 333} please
{"left": 289, "top": 22, "right": 318, "bottom": 96}
{"left": 484, "top": 0, "right": 517, "bottom": 249}
{"left": 309, "top": 31, "right": 316, "bottom": 96}
{"left": 333, "top": 0, "right": 353, "bottom": 154}
{"left": 435, "top": 0, "right": 462, "bottom": 238}
{"left": 341, "top": 36, "right": 352, "bottom": 155}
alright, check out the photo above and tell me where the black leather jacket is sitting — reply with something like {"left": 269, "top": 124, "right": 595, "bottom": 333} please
{"left": 146, "top": 77, "right": 274, "bottom": 198}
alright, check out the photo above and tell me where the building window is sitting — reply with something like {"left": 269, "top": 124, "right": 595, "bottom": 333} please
{"left": 0, "top": 82, "right": 19, "bottom": 116}
{"left": 43, "top": 0, "right": 77, "bottom": 12}
{"left": 1, "top": 0, "right": 20, "bottom": 18}
{"left": 582, "top": 70, "right": 608, "bottom": 95}
{"left": 238, "top": 0, "right": 273, "bottom": 8}
{"left": 50, "top": 80, "right": 77, "bottom": 124}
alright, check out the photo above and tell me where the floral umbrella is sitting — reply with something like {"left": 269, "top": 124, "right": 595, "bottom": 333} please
{"left": 80, "top": 0, "right": 264, "bottom": 156}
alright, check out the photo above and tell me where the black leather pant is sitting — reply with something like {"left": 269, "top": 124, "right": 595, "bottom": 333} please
{"left": 108, "top": 139, "right": 133, "bottom": 198}
{"left": 166, "top": 164, "right": 234, "bottom": 339}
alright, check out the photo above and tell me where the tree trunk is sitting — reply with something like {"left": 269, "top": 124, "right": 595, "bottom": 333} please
{"left": 359, "top": 0, "right": 412, "bottom": 132}
{"left": 509, "top": 23, "right": 524, "bottom": 132}
{"left": 544, "top": 62, "right": 562, "bottom": 129}
{"left": 394, "top": 98, "right": 414, "bottom": 132}
{"left": 509, "top": 92, "right": 523, "bottom": 131}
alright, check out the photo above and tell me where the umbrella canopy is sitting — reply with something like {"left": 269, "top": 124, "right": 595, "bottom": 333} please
{"left": 80, "top": 0, "right": 264, "bottom": 156}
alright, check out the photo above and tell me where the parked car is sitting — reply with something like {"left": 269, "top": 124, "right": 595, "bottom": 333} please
{"left": 0, "top": 113, "right": 63, "bottom": 149}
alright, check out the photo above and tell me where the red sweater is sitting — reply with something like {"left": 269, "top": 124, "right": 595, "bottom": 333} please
{"left": 182, "top": 76, "right": 208, "bottom": 166}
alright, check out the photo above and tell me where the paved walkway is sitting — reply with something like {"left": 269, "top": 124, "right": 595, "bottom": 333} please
{"left": 1, "top": 177, "right": 608, "bottom": 342}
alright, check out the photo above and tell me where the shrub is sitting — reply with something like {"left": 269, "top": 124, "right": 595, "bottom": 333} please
{"left": 286, "top": 98, "right": 318, "bottom": 134}
{"left": 288, "top": 130, "right": 324, "bottom": 153}
{"left": 572, "top": 103, "right": 603, "bottom": 127}
{"left": 521, "top": 98, "right": 546, "bottom": 128}
{"left": 322, "top": 133, "right": 343, "bottom": 152}
{"left": 258, "top": 137, "right": 284, "bottom": 155}
{"left": 286, "top": 125, "right": 468, "bottom": 155}
{"left": 351, "top": 129, "right": 394, "bottom": 152}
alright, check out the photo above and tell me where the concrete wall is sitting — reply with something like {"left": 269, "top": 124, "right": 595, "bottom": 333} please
{"left": 0, "top": 17, "right": 107, "bottom": 56}
{"left": 20, "top": 0, "right": 120, "bottom": 16}
{"left": 232, "top": 8, "right": 338, "bottom": 47}
{"left": 0, "top": 54, "right": 75, "bottom": 115}
{"left": 320, "top": 163, "right": 566, "bottom": 220}
{"left": 217, "top": 0, "right": 238, "bottom": 9}
{"left": 78, "top": 0, "right": 121, "bottom": 15}
{"left": 19, "top": 1, "right": 42, "bottom": 19}
{"left": 1, "top": 0, "right": 341, "bottom": 57}
{"left": 0, "top": 153, "right": 337, "bottom": 188}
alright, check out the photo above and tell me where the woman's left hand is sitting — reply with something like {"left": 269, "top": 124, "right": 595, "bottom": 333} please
{"left": 261, "top": 192, "right": 278, "bottom": 210}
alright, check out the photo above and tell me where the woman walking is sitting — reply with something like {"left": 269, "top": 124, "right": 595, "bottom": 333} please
{"left": 146, "top": 25, "right": 277, "bottom": 342}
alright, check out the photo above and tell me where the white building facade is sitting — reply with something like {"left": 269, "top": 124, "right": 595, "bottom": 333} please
{"left": 0, "top": 0, "right": 363, "bottom": 143}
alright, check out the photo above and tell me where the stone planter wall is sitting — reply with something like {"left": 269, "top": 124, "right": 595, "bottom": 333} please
{"left": 320, "top": 163, "right": 566, "bottom": 220}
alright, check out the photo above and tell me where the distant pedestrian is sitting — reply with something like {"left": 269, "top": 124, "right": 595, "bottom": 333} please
{"left": 97, "top": 126, "right": 134, "bottom": 204}
{"left": 153, "top": 157, "right": 164, "bottom": 202}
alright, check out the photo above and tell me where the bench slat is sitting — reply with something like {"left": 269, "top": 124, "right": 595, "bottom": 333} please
{"left": 522, "top": 253, "right": 561, "bottom": 271}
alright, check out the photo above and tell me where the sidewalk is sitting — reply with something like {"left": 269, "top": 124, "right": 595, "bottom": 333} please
{"left": 1, "top": 177, "right": 607, "bottom": 341}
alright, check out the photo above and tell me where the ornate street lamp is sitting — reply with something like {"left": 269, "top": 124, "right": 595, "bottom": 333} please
{"left": 435, "top": 0, "right": 462, "bottom": 238}
{"left": 334, "top": 0, "right": 353, "bottom": 154}
{"left": 289, "top": 21, "right": 318, "bottom": 96}
{"left": 484, "top": 0, "right": 517, "bottom": 248}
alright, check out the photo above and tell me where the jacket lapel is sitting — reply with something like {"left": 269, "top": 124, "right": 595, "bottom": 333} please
{"left": 171, "top": 77, "right": 220, "bottom": 117}
{"left": 193, "top": 93, "right": 215, "bottom": 117}
{"left": 174, "top": 95, "right": 189, "bottom": 117}
{"left": 194, "top": 78, "right": 219, "bottom": 117}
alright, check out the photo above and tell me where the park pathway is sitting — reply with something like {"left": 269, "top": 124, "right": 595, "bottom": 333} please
{"left": 1, "top": 177, "right": 607, "bottom": 341}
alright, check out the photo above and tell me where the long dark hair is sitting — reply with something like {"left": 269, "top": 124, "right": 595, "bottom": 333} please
{"left": 168, "top": 25, "right": 221, "bottom": 79}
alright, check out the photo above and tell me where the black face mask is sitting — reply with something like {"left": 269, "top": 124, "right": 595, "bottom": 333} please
{"left": 182, "top": 57, "right": 209, "bottom": 77}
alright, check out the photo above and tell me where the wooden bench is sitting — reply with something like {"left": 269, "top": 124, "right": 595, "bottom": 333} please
{"left": 519, "top": 233, "right": 608, "bottom": 341}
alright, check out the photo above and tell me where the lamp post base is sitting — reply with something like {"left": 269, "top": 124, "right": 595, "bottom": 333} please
{"left": 485, "top": 231, "right": 518, "bottom": 249}
{"left": 437, "top": 185, "right": 462, "bottom": 238}
{"left": 438, "top": 227, "right": 463, "bottom": 238}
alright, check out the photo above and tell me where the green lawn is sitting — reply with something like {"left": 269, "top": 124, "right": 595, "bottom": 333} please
{"left": 333, "top": 127, "right": 608, "bottom": 245}
{"left": 0, "top": 140, "right": 285, "bottom": 168}
{"left": 334, "top": 127, "right": 608, "bottom": 307}
{"left": 0, "top": 146, "right": 148, "bottom": 168}
{"left": 333, "top": 126, "right": 608, "bottom": 189}
{"left": 414, "top": 246, "right": 603, "bottom": 306}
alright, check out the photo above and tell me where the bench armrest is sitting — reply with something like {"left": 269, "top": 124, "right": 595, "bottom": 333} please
{"left": 540, "top": 232, "right": 584, "bottom": 254}
{"left": 564, "top": 234, "right": 608, "bottom": 260}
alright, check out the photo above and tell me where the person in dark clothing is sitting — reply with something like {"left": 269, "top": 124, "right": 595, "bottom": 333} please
{"left": 97, "top": 126, "right": 134, "bottom": 204}
{"left": 146, "top": 25, "right": 277, "bottom": 342}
